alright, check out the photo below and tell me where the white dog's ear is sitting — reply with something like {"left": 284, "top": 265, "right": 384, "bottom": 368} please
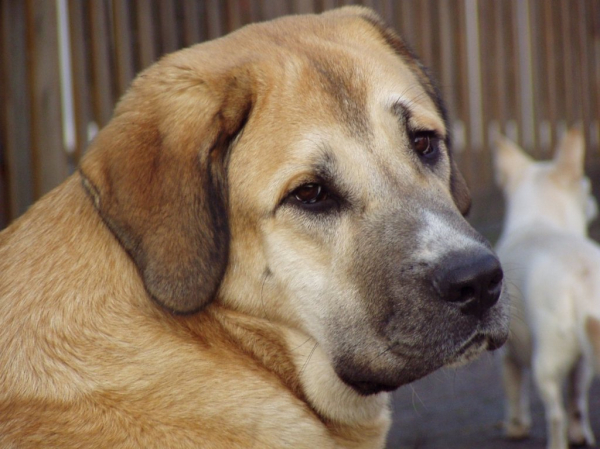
{"left": 552, "top": 127, "right": 585, "bottom": 184}
{"left": 493, "top": 135, "right": 533, "bottom": 190}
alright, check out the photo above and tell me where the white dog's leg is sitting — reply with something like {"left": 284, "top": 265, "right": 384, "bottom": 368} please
{"left": 566, "top": 356, "right": 595, "bottom": 446}
{"left": 502, "top": 354, "right": 531, "bottom": 439}
{"left": 533, "top": 355, "right": 569, "bottom": 449}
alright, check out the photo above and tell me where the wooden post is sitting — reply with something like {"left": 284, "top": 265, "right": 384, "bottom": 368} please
{"left": 0, "top": 0, "right": 35, "bottom": 221}
{"left": 26, "top": 0, "right": 68, "bottom": 198}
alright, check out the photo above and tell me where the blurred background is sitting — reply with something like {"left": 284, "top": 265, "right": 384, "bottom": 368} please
{"left": 0, "top": 1, "right": 599, "bottom": 447}
{"left": 1, "top": 0, "right": 599, "bottom": 234}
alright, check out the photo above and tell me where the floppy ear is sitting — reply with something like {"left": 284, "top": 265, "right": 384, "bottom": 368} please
{"left": 552, "top": 126, "right": 585, "bottom": 183}
{"left": 79, "top": 62, "right": 253, "bottom": 314}
{"left": 493, "top": 135, "right": 533, "bottom": 190}
{"left": 450, "top": 159, "right": 471, "bottom": 216}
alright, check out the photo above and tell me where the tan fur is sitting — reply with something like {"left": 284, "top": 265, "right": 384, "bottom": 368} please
{"left": 0, "top": 7, "right": 508, "bottom": 448}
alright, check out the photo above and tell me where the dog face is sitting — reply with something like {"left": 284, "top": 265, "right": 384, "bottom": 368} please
{"left": 81, "top": 8, "right": 509, "bottom": 396}
{"left": 495, "top": 129, "right": 598, "bottom": 235}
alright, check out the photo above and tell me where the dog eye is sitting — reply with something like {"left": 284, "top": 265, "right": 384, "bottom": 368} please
{"left": 293, "top": 183, "right": 328, "bottom": 204}
{"left": 286, "top": 182, "right": 340, "bottom": 214}
{"left": 411, "top": 131, "right": 440, "bottom": 161}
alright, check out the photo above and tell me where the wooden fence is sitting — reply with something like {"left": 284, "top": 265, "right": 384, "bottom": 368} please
{"left": 1, "top": 0, "right": 599, "bottom": 228}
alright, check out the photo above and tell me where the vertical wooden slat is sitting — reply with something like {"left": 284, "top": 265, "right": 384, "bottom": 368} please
{"left": 548, "top": 1, "right": 565, "bottom": 140}
{"left": 492, "top": 0, "right": 508, "bottom": 139}
{"left": 361, "top": 0, "right": 378, "bottom": 12}
{"left": 0, "top": 0, "right": 7, "bottom": 226}
{"left": 206, "top": 0, "right": 224, "bottom": 38}
{"left": 560, "top": 0, "right": 575, "bottom": 126}
{"left": 502, "top": 1, "right": 519, "bottom": 144}
{"left": 427, "top": 0, "right": 442, "bottom": 82}
{"left": 438, "top": 0, "right": 457, "bottom": 126}
{"left": 574, "top": 0, "right": 592, "bottom": 160}
{"left": 515, "top": 0, "right": 535, "bottom": 153}
{"left": 246, "top": 0, "right": 264, "bottom": 23}
{"left": 89, "top": 0, "right": 114, "bottom": 127}
{"left": 136, "top": 0, "right": 158, "bottom": 69}
{"left": 380, "top": 0, "right": 394, "bottom": 20}
{"left": 262, "top": 0, "right": 291, "bottom": 20}
{"left": 408, "top": 1, "right": 424, "bottom": 56}
{"left": 159, "top": 0, "right": 179, "bottom": 54}
{"left": 0, "top": 0, "right": 34, "bottom": 220}
{"left": 2, "top": 0, "right": 600, "bottom": 228}
{"left": 68, "top": 0, "right": 92, "bottom": 160}
{"left": 26, "top": 0, "right": 68, "bottom": 197}
{"left": 465, "top": 0, "right": 483, "bottom": 155}
{"left": 477, "top": 1, "right": 495, "bottom": 188}
{"left": 293, "top": 0, "right": 315, "bottom": 14}
{"left": 113, "top": 0, "right": 136, "bottom": 97}
{"left": 417, "top": 0, "right": 433, "bottom": 67}
{"left": 395, "top": 0, "right": 414, "bottom": 48}
{"left": 588, "top": 0, "right": 600, "bottom": 154}
{"left": 237, "top": 0, "right": 259, "bottom": 26}
{"left": 455, "top": 0, "right": 472, "bottom": 184}
{"left": 183, "top": 0, "right": 204, "bottom": 45}
{"left": 226, "top": 0, "right": 244, "bottom": 32}
{"left": 535, "top": 1, "right": 552, "bottom": 154}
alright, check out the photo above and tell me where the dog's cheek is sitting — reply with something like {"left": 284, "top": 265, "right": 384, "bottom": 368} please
{"left": 262, "top": 227, "right": 336, "bottom": 320}
{"left": 349, "top": 208, "right": 484, "bottom": 349}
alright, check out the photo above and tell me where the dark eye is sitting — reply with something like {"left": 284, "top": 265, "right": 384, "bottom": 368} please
{"left": 293, "top": 183, "right": 328, "bottom": 204}
{"left": 411, "top": 131, "right": 440, "bottom": 160}
{"left": 286, "top": 182, "right": 339, "bottom": 213}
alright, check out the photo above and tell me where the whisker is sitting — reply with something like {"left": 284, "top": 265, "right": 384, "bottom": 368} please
{"left": 290, "top": 337, "right": 313, "bottom": 352}
{"left": 300, "top": 342, "right": 319, "bottom": 376}
{"left": 259, "top": 271, "right": 269, "bottom": 319}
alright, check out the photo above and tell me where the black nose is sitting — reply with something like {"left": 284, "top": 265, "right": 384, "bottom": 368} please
{"left": 434, "top": 252, "right": 503, "bottom": 317}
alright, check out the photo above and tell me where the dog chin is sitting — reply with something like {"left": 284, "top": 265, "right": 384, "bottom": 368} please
{"left": 445, "top": 334, "right": 490, "bottom": 368}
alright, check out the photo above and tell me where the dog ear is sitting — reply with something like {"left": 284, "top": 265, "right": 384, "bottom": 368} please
{"left": 79, "top": 61, "right": 253, "bottom": 314}
{"left": 450, "top": 159, "right": 472, "bottom": 216}
{"left": 552, "top": 127, "right": 585, "bottom": 184}
{"left": 493, "top": 135, "right": 533, "bottom": 191}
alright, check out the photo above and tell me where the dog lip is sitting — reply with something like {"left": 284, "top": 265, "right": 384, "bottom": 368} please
{"left": 485, "top": 329, "right": 509, "bottom": 351}
{"left": 346, "top": 379, "right": 399, "bottom": 396}
{"left": 456, "top": 333, "right": 486, "bottom": 357}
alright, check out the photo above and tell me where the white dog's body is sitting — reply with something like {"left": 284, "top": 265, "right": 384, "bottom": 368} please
{"left": 495, "top": 130, "right": 600, "bottom": 449}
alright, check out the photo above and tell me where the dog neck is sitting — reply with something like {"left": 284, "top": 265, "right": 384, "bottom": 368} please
{"left": 203, "top": 306, "right": 392, "bottom": 446}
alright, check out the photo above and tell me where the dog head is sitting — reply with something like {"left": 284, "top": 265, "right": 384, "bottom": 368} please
{"left": 495, "top": 128, "right": 597, "bottom": 235}
{"left": 80, "top": 7, "right": 509, "bottom": 396}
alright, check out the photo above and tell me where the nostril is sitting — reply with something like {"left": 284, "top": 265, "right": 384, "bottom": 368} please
{"left": 483, "top": 267, "right": 504, "bottom": 309}
{"left": 435, "top": 252, "right": 503, "bottom": 316}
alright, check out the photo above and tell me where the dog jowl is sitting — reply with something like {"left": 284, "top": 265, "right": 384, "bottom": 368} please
{"left": 0, "top": 6, "right": 509, "bottom": 448}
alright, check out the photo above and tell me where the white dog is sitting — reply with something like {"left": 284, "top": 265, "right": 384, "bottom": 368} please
{"left": 495, "top": 128, "right": 600, "bottom": 449}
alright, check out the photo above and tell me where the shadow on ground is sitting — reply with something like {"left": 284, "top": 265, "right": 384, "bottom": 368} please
{"left": 387, "top": 355, "right": 600, "bottom": 449}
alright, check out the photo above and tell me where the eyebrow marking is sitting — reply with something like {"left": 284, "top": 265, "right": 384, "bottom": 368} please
{"left": 391, "top": 99, "right": 448, "bottom": 142}
{"left": 311, "top": 147, "right": 339, "bottom": 186}
{"left": 391, "top": 101, "right": 412, "bottom": 128}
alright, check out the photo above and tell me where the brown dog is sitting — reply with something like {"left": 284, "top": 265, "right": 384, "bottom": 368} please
{"left": 0, "top": 7, "right": 509, "bottom": 448}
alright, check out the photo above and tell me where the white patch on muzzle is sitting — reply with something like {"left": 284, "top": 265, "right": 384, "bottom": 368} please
{"left": 415, "top": 210, "right": 484, "bottom": 263}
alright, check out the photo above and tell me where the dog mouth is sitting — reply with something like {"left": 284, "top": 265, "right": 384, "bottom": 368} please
{"left": 445, "top": 331, "right": 506, "bottom": 368}
{"left": 337, "top": 331, "right": 506, "bottom": 396}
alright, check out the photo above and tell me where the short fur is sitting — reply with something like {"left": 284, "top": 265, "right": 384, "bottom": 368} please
{"left": 0, "top": 8, "right": 508, "bottom": 448}
{"left": 495, "top": 129, "right": 600, "bottom": 449}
